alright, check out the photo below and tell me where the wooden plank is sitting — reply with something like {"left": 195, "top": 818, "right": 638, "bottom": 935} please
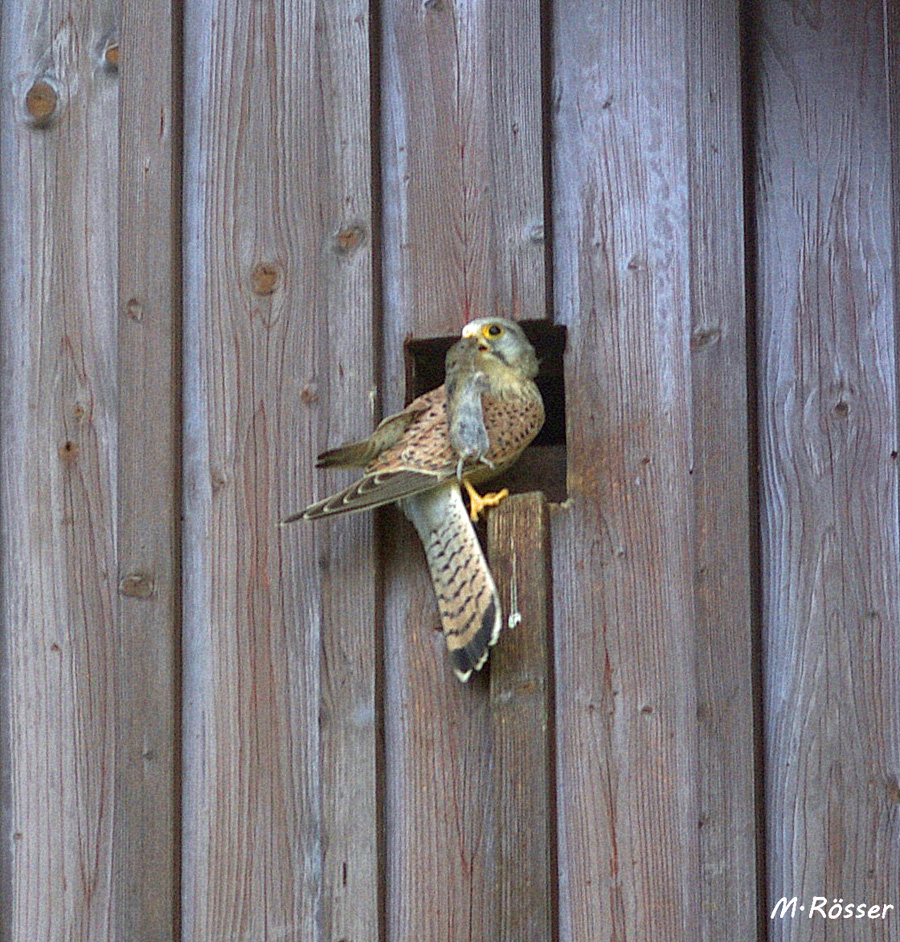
{"left": 685, "top": 2, "right": 759, "bottom": 939}
{"left": 0, "top": 0, "right": 120, "bottom": 938}
{"left": 487, "top": 493, "right": 556, "bottom": 942}
{"left": 379, "top": 1, "right": 546, "bottom": 939}
{"left": 489, "top": 0, "right": 547, "bottom": 321}
{"left": 115, "top": 1, "right": 179, "bottom": 938}
{"left": 751, "top": 2, "right": 900, "bottom": 938}
{"left": 181, "top": 1, "right": 378, "bottom": 940}
{"left": 380, "top": 0, "right": 547, "bottom": 353}
{"left": 549, "top": 1, "right": 702, "bottom": 939}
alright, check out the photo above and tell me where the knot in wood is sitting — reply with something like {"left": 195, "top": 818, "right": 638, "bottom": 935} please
{"left": 103, "top": 41, "right": 119, "bottom": 71}
{"left": 691, "top": 325, "right": 721, "bottom": 349}
{"left": 626, "top": 255, "right": 647, "bottom": 272}
{"left": 119, "top": 572, "right": 156, "bottom": 599}
{"left": 58, "top": 440, "right": 80, "bottom": 465}
{"left": 251, "top": 262, "right": 281, "bottom": 296}
{"left": 25, "top": 79, "right": 59, "bottom": 126}
{"left": 333, "top": 224, "right": 366, "bottom": 255}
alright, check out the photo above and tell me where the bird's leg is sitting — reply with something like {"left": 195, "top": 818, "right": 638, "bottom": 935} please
{"left": 462, "top": 478, "right": 509, "bottom": 523}
{"left": 456, "top": 455, "right": 493, "bottom": 480}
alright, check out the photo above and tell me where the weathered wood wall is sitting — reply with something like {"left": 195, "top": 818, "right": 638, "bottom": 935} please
{"left": 379, "top": 2, "right": 546, "bottom": 939}
{"left": 117, "top": 0, "right": 180, "bottom": 935}
{"left": 1, "top": 1, "right": 898, "bottom": 941}
{"left": 181, "top": 2, "right": 378, "bottom": 939}
{"left": 1, "top": 2, "right": 120, "bottom": 939}
{"left": 751, "top": 3, "right": 900, "bottom": 940}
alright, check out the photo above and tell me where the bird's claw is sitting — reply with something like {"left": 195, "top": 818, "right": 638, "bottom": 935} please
{"left": 463, "top": 479, "right": 508, "bottom": 522}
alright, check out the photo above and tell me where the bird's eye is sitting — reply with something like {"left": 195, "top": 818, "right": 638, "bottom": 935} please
{"left": 484, "top": 324, "right": 503, "bottom": 338}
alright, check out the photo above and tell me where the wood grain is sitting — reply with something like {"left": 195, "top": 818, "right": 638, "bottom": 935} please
{"left": 751, "top": 3, "right": 900, "bottom": 939}
{"left": 550, "top": 1, "right": 702, "bottom": 938}
{"left": 488, "top": 493, "right": 556, "bottom": 942}
{"left": 488, "top": 0, "right": 547, "bottom": 321}
{"left": 181, "top": 1, "right": 378, "bottom": 939}
{"left": 379, "top": 1, "right": 546, "bottom": 939}
{"left": 685, "top": 2, "right": 759, "bottom": 938}
{"left": 115, "top": 0, "right": 180, "bottom": 937}
{"left": 892, "top": 0, "right": 900, "bottom": 309}
{"left": 0, "top": 0, "right": 120, "bottom": 938}
{"left": 380, "top": 0, "right": 547, "bottom": 354}
{"left": 2, "top": 1, "right": 897, "bottom": 938}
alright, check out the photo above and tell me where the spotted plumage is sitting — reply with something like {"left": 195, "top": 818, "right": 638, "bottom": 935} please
{"left": 282, "top": 317, "right": 544, "bottom": 680}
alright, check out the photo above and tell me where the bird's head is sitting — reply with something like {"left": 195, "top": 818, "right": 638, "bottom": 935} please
{"left": 460, "top": 317, "right": 538, "bottom": 379}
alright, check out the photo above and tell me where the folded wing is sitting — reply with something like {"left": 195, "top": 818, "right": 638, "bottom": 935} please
{"left": 282, "top": 387, "right": 456, "bottom": 523}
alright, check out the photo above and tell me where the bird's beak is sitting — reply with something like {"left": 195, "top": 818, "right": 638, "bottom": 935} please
{"left": 461, "top": 323, "right": 478, "bottom": 338}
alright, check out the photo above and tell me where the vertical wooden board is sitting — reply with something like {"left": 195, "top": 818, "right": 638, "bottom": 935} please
{"left": 892, "top": 0, "right": 900, "bottom": 286}
{"left": 488, "top": 0, "right": 547, "bottom": 321}
{"left": 115, "top": 1, "right": 179, "bottom": 938}
{"left": 892, "top": 0, "right": 900, "bottom": 515}
{"left": 0, "top": 0, "right": 119, "bottom": 939}
{"left": 685, "top": 1, "right": 758, "bottom": 938}
{"left": 751, "top": 2, "right": 900, "bottom": 937}
{"left": 381, "top": 525, "right": 496, "bottom": 942}
{"left": 182, "top": 1, "right": 378, "bottom": 940}
{"left": 550, "top": 1, "right": 701, "bottom": 940}
{"left": 488, "top": 494, "right": 556, "bottom": 942}
{"left": 379, "top": 1, "right": 546, "bottom": 939}
{"left": 380, "top": 0, "right": 547, "bottom": 357}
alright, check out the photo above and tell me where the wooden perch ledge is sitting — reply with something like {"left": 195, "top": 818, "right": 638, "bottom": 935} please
{"left": 487, "top": 492, "right": 557, "bottom": 942}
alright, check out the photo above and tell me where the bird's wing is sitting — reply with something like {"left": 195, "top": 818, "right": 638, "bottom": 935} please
{"left": 283, "top": 387, "right": 458, "bottom": 523}
{"left": 287, "top": 468, "right": 450, "bottom": 522}
{"left": 403, "top": 482, "right": 502, "bottom": 681}
{"left": 314, "top": 389, "right": 442, "bottom": 468}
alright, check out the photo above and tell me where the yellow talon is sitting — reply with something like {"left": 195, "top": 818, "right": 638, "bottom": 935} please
{"left": 463, "top": 479, "right": 509, "bottom": 522}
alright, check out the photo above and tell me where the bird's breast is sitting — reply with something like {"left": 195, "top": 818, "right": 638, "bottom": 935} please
{"left": 480, "top": 386, "right": 545, "bottom": 469}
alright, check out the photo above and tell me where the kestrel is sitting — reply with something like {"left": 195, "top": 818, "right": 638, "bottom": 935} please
{"left": 282, "top": 317, "right": 545, "bottom": 681}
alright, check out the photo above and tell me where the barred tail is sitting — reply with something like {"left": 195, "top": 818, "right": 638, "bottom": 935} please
{"left": 403, "top": 484, "right": 502, "bottom": 681}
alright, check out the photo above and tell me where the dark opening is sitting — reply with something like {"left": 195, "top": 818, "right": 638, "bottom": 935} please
{"left": 405, "top": 320, "right": 568, "bottom": 502}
